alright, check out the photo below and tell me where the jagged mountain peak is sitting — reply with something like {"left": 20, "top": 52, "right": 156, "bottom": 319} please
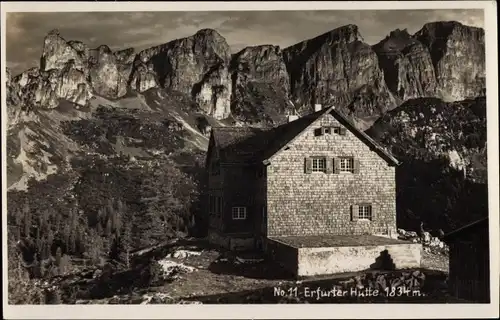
{"left": 417, "top": 20, "right": 484, "bottom": 36}
{"left": 374, "top": 28, "right": 418, "bottom": 53}
{"left": 389, "top": 28, "right": 411, "bottom": 38}
{"left": 8, "top": 21, "right": 486, "bottom": 125}
{"left": 414, "top": 21, "right": 485, "bottom": 101}
{"left": 232, "top": 45, "right": 283, "bottom": 63}
{"left": 193, "top": 28, "right": 225, "bottom": 39}
{"left": 40, "top": 30, "right": 86, "bottom": 72}
{"left": 287, "top": 24, "right": 364, "bottom": 51}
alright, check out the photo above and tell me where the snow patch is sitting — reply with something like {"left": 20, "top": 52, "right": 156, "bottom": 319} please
{"left": 166, "top": 249, "right": 202, "bottom": 259}
{"left": 157, "top": 258, "right": 196, "bottom": 277}
{"left": 447, "top": 150, "right": 464, "bottom": 170}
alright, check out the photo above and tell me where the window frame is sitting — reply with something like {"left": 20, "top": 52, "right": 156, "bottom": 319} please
{"left": 232, "top": 206, "right": 247, "bottom": 220}
{"left": 209, "top": 195, "right": 223, "bottom": 217}
{"left": 311, "top": 156, "right": 327, "bottom": 173}
{"left": 339, "top": 157, "right": 354, "bottom": 173}
{"left": 358, "top": 204, "right": 373, "bottom": 221}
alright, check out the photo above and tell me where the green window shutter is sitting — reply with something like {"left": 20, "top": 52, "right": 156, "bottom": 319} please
{"left": 339, "top": 127, "right": 347, "bottom": 135}
{"left": 353, "top": 159, "right": 360, "bottom": 174}
{"left": 326, "top": 157, "right": 333, "bottom": 174}
{"left": 351, "top": 205, "right": 359, "bottom": 221}
{"left": 333, "top": 158, "right": 340, "bottom": 174}
{"left": 305, "top": 157, "right": 312, "bottom": 174}
{"left": 370, "top": 205, "right": 375, "bottom": 221}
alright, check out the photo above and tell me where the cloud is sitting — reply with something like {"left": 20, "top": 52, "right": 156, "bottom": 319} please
{"left": 5, "top": 9, "right": 484, "bottom": 76}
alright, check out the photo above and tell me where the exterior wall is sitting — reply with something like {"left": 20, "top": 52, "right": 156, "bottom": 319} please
{"left": 207, "top": 139, "right": 224, "bottom": 233}
{"left": 266, "top": 113, "right": 397, "bottom": 237}
{"left": 208, "top": 228, "right": 231, "bottom": 249}
{"left": 297, "top": 243, "right": 422, "bottom": 277}
{"left": 448, "top": 225, "right": 490, "bottom": 302}
{"left": 265, "top": 238, "right": 299, "bottom": 275}
{"left": 222, "top": 164, "right": 265, "bottom": 235}
{"left": 208, "top": 229, "right": 256, "bottom": 251}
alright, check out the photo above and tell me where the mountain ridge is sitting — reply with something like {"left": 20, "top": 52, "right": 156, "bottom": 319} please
{"left": 8, "top": 20, "right": 485, "bottom": 117}
{"left": 5, "top": 20, "right": 486, "bottom": 189}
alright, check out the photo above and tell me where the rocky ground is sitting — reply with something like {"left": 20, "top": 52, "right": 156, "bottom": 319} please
{"left": 33, "top": 235, "right": 452, "bottom": 305}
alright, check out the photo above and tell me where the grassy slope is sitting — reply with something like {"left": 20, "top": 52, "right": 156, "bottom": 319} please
{"left": 6, "top": 88, "right": 221, "bottom": 190}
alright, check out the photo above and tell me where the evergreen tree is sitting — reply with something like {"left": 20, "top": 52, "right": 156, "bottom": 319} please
{"left": 54, "top": 247, "right": 63, "bottom": 275}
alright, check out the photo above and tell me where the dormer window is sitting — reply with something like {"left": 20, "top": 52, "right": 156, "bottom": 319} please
{"left": 315, "top": 126, "right": 347, "bottom": 136}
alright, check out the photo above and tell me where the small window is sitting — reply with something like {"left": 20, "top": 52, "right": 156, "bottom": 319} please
{"left": 232, "top": 207, "right": 247, "bottom": 220}
{"left": 339, "top": 157, "right": 354, "bottom": 173}
{"left": 312, "top": 157, "right": 327, "bottom": 172}
{"left": 333, "top": 127, "right": 341, "bottom": 134}
{"left": 323, "top": 127, "right": 331, "bottom": 134}
{"left": 209, "top": 195, "right": 223, "bottom": 217}
{"left": 358, "top": 205, "right": 372, "bottom": 220}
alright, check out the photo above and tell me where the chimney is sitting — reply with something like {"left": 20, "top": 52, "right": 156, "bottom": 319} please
{"left": 314, "top": 104, "right": 322, "bottom": 112}
{"left": 287, "top": 115, "right": 299, "bottom": 122}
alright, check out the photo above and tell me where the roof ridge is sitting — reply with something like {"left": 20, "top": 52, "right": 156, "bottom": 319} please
{"left": 330, "top": 108, "right": 400, "bottom": 165}
{"left": 443, "top": 216, "right": 488, "bottom": 240}
{"left": 211, "top": 126, "right": 261, "bottom": 130}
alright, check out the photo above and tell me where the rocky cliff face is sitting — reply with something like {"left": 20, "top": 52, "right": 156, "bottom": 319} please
{"left": 415, "top": 21, "right": 485, "bottom": 101}
{"left": 373, "top": 29, "right": 437, "bottom": 101}
{"left": 88, "top": 45, "right": 135, "bottom": 98}
{"left": 230, "top": 45, "right": 291, "bottom": 125}
{"left": 130, "top": 29, "right": 232, "bottom": 119}
{"left": 7, "top": 21, "right": 485, "bottom": 125}
{"left": 283, "top": 25, "right": 397, "bottom": 119}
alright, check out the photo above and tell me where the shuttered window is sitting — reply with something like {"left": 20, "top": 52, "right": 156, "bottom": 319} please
{"left": 351, "top": 204, "right": 374, "bottom": 221}
{"left": 359, "top": 204, "right": 373, "bottom": 220}
{"left": 333, "top": 157, "right": 360, "bottom": 173}
{"left": 312, "top": 157, "right": 327, "bottom": 172}
{"left": 209, "top": 195, "right": 223, "bottom": 217}
{"left": 305, "top": 157, "right": 360, "bottom": 174}
{"left": 340, "top": 157, "right": 354, "bottom": 172}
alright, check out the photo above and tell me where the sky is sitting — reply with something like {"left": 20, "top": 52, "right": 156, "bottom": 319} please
{"left": 6, "top": 9, "right": 484, "bottom": 76}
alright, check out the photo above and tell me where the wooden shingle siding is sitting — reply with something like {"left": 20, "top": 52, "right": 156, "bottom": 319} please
{"left": 266, "top": 114, "right": 397, "bottom": 237}
{"left": 446, "top": 220, "right": 490, "bottom": 303}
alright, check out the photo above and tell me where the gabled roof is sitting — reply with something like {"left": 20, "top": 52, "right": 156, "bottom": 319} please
{"left": 208, "top": 106, "right": 400, "bottom": 166}
{"left": 443, "top": 217, "right": 489, "bottom": 242}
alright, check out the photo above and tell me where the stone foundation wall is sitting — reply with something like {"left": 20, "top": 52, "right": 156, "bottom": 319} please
{"left": 265, "top": 238, "right": 299, "bottom": 275}
{"left": 208, "top": 229, "right": 256, "bottom": 251}
{"left": 297, "top": 243, "right": 422, "bottom": 277}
